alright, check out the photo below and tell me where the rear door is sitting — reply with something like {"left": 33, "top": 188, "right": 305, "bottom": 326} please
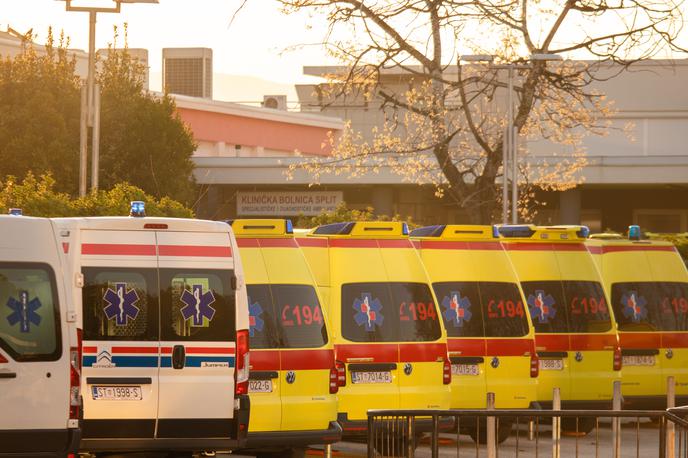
{"left": 156, "top": 230, "right": 237, "bottom": 439}
{"left": 0, "top": 260, "right": 70, "bottom": 454}
{"left": 80, "top": 230, "right": 160, "bottom": 440}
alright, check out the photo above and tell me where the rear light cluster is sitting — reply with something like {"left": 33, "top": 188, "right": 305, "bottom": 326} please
{"left": 335, "top": 360, "right": 346, "bottom": 387}
{"left": 235, "top": 329, "right": 249, "bottom": 395}
{"left": 530, "top": 353, "right": 539, "bottom": 378}
{"left": 442, "top": 358, "right": 451, "bottom": 385}
{"left": 613, "top": 346, "right": 622, "bottom": 371}
{"left": 329, "top": 367, "right": 339, "bottom": 394}
{"left": 69, "top": 329, "right": 82, "bottom": 421}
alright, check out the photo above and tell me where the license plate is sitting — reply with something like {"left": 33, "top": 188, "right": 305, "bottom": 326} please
{"left": 623, "top": 355, "right": 656, "bottom": 366}
{"left": 92, "top": 385, "right": 142, "bottom": 400}
{"left": 351, "top": 371, "right": 392, "bottom": 384}
{"left": 539, "top": 359, "right": 564, "bottom": 371}
{"left": 451, "top": 364, "right": 480, "bottom": 376}
{"left": 249, "top": 379, "right": 273, "bottom": 393}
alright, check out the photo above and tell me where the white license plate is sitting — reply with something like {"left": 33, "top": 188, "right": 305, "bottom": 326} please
{"left": 539, "top": 359, "right": 564, "bottom": 371}
{"left": 92, "top": 385, "right": 142, "bottom": 400}
{"left": 351, "top": 371, "right": 392, "bottom": 384}
{"left": 451, "top": 364, "right": 480, "bottom": 376}
{"left": 249, "top": 379, "right": 274, "bottom": 393}
{"left": 623, "top": 355, "right": 656, "bottom": 366}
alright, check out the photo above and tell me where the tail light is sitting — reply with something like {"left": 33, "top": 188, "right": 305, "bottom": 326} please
{"left": 235, "top": 329, "right": 249, "bottom": 395}
{"left": 442, "top": 358, "right": 451, "bottom": 385}
{"left": 613, "top": 346, "right": 622, "bottom": 371}
{"left": 335, "top": 360, "right": 346, "bottom": 387}
{"left": 69, "top": 329, "right": 82, "bottom": 421}
{"left": 530, "top": 353, "right": 539, "bottom": 378}
{"left": 329, "top": 366, "right": 339, "bottom": 394}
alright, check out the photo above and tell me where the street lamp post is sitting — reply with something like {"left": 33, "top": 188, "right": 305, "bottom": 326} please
{"left": 60, "top": 0, "right": 158, "bottom": 196}
{"left": 459, "top": 53, "right": 562, "bottom": 224}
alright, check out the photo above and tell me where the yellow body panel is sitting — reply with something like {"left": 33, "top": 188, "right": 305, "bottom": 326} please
{"left": 502, "top": 227, "right": 620, "bottom": 407}
{"left": 236, "top": 222, "right": 337, "bottom": 435}
{"left": 298, "top": 222, "right": 451, "bottom": 429}
{"left": 412, "top": 227, "right": 537, "bottom": 410}
{"left": 587, "top": 238, "right": 688, "bottom": 405}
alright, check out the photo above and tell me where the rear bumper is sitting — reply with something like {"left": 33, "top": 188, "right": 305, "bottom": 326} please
{"left": 0, "top": 427, "right": 80, "bottom": 458}
{"left": 80, "top": 395, "right": 250, "bottom": 453}
{"left": 623, "top": 395, "right": 688, "bottom": 411}
{"left": 242, "top": 421, "right": 342, "bottom": 451}
{"left": 338, "top": 413, "right": 453, "bottom": 439}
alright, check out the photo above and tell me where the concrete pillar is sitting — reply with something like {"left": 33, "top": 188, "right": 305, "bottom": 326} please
{"left": 371, "top": 186, "right": 394, "bottom": 217}
{"left": 559, "top": 189, "right": 582, "bottom": 225}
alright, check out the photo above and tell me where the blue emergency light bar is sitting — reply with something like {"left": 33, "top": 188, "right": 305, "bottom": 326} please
{"left": 492, "top": 225, "right": 500, "bottom": 238}
{"left": 409, "top": 225, "right": 446, "bottom": 237}
{"left": 130, "top": 201, "right": 146, "bottom": 218}
{"left": 402, "top": 223, "right": 409, "bottom": 236}
{"left": 577, "top": 226, "right": 590, "bottom": 238}
{"left": 628, "top": 225, "right": 641, "bottom": 241}
{"left": 285, "top": 219, "right": 294, "bottom": 234}
{"left": 498, "top": 225, "right": 536, "bottom": 238}
{"left": 8, "top": 208, "right": 22, "bottom": 216}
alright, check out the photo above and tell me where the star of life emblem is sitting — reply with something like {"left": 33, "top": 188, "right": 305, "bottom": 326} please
{"left": 527, "top": 290, "right": 557, "bottom": 324}
{"left": 180, "top": 284, "right": 216, "bottom": 327}
{"left": 103, "top": 283, "right": 140, "bottom": 326}
{"left": 248, "top": 297, "right": 264, "bottom": 337}
{"left": 442, "top": 291, "right": 472, "bottom": 327}
{"left": 621, "top": 291, "right": 647, "bottom": 323}
{"left": 353, "top": 293, "right": 384, "bottom": 332}
{"left": 6, "top": 290, "right": 42, "bottom": 333}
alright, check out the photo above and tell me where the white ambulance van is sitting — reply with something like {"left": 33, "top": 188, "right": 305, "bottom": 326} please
{"left": 0, "top": 211, "right": 81, "bottom": 458}
{"left": 53, "top": 203, "right": 250, "bottom": 456}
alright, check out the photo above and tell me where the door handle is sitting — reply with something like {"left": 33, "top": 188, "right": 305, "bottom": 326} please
{"left": 0, "top": 371, "right": 17, "bottom": 379}
{"left": 172, "top": 345, "right": 186, "bottom": 369}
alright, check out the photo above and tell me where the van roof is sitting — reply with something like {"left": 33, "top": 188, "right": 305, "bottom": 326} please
{"left": 310, "top": 221, "right": 409, "bottom": 238}
{"left": 51, "top": 216, "right": 230, "bottom": 233}
{"left": 498, "top": 224, "right": 589, "bottom": 242}
{"left": 410, "top": 224, "right": 498, "bottom": 240}
{"left": 230, "top": 219, "right": 293, "bottom": 238}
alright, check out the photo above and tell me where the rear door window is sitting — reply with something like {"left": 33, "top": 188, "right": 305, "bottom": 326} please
{"left": 611, "top": 282, "right": 688, "bottom": 331}
{"left": 433, "top": 282, "right": 528, "bottom": 338}
{"left": 341, "top": 282, "right": 441, "bottom": 342}
{"left": 160, "top": 269, "right": 236, "bottom": 342}
{"left": 522, "top": 280, "right": 610, "bottom": 333}
{"left": 247, "top": 284, "right": 328, "bottom": 349}
{"left": 83, "top": 268, "right": 158, "bottom": 341}
{"left": 0, "top": 263, "right": 61, "bottom": 361}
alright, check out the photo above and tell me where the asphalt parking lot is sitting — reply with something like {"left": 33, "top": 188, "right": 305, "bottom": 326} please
{"left": 217, "top": 417, "right": 673, "bottom": 458}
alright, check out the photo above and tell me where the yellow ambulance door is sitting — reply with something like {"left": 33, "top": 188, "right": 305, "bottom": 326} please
{"left": 332, "top": 241, "right": 401, "bottom": 422}
{"left": 646, "top": 249, "right": 688, "bottom": 399}
{"left": 509, "top": 246, "right": 572, "bottom": 403}
{"left": 605, "top": 248, "right": 663, "bottom": 400}
{"left": 240, "top": 244, "right": 282, "bottom": 433}
{"left": 555, "top": 248, "right": 617, "bottom": 404}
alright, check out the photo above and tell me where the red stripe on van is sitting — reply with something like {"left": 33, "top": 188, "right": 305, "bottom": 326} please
{"left": 81, "top": 243, "right": 156, "bottom": 256}
{"left": 251, "top": 350, "right": 280, "bottom": 370}
{"left": 329, "top": 239, "right": 378, "bottom": 248}
{"left": 111, "top": 347, "right": 159, "bottom": 354}
{"left": 336, "top": 344, "right": 398, "bottom": 362}
{"left": 662, "top": 333, "right": 688, "bottom": 348}
{"left": 236, "top": 239, "right": 260, "bottom": 247}
{"left": 378, "top": 240, "right": 413, "bottom": 249}
{"left": 600, "top": 245, "right": 677, "bottom": 254}
{"left": 295, "top": 238, "right": 328, "bottom": 248}
{"left": 619, "top": 333, "right": 662, "bottom": 349}
{"left": 486, "top": 338, "right": 534, "bottom": 356}
{"left": 158, "top": 245, "right": 232, "bottom": 257}
{"left": 536, "top": 334, "right": 616, "bottom": 351}
{"left": 159, "top": 347, "right": 235, "bottom": 355}
{"left": 0, "top": 353, "right": 7, "bottom": 363}
{"left": 281, "top": 349, "right": 335, "bottom": 370}
{"left": 258, "top": 238, "right": 299, "bottom": 248}
{"left": 399, "top": 343, "right": 447, "bottom": 362}
{"left": 448, "top": 339, "right": 487, "bottom": 356}
{"left": 82, "top": 346, "right": 98, "bottom": 354}
{"left": 417, "top": 240, "right": 503, "bottom": 251}
{"left": 503, "top": 243, "right": 587, "bottom": 252}
{"left": 586, "top": 245, "right": 603, "bottom": 255}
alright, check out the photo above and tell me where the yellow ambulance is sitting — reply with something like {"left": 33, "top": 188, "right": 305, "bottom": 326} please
{"left": 588, "top": 226, "right": 688, "bottom": 409}
{"left": 500, "top": 225, "right": 621, "bottom": 434}
{"left": 296, "top": 221, "right": 451, "bottom": 439}
{"left": 411, "top": 225, "right": 538, "bottom": 442}
{"left": 231, "top": 219, "right": 341, "bottom": 458}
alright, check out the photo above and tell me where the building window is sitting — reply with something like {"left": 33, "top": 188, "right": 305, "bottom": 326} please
{"left": 633, "top": 209, "right": 688, "bottom": 233}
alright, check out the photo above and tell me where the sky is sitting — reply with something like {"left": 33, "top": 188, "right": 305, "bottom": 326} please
{"left": 2, "top": 1, "right": 687, "bottom": 102}
{"left": 1, "top": 0, "right": 336, "bottom": 100}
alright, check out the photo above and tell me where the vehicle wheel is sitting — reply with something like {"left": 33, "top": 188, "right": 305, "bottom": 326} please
{"left": 561, "top": 417, "right": 595, "bottom": 435}
{"left": 467, "top": 419, "right": 512, "bottom": 444}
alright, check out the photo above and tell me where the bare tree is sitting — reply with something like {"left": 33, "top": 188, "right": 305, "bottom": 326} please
{"left": 279, "top": 0, "right": 687, "bottom": 223}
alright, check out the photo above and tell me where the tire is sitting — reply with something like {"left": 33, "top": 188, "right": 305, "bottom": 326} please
{"left": 467, "top": 419, "right": 513, "bottom": 444}
{"left": 561, "top": 417, "right": 596, "bottom": 435}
